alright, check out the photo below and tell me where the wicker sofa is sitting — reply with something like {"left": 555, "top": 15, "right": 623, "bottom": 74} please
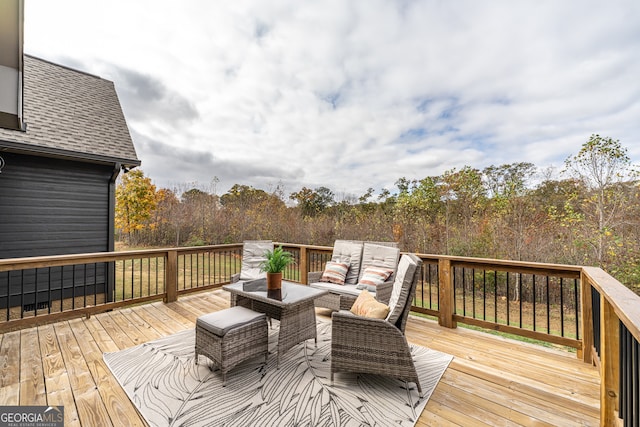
{"left": 308, "top": 240, "right": 400, "bottom": 311}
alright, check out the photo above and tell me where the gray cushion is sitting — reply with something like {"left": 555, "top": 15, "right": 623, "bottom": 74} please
{"left": 331, "top": 240, "right": 363, "bottom": 285}
{"left": 357, "top": 243, "right": 400, "bottom": 283}
{"left": 239, "top": 240, "right": 273, "bottom": 280}
{"left": 386, "top": 254, "right": 419, "bottom": 325}
{"left": 197, "top": 306, "right": 266, "bottom": 336}
{"left": 310, "top": 281, "right": 363, "bottom": 297}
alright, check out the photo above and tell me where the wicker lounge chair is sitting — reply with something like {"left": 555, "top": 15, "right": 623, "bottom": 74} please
{"left": 308, "top": 240, "right": 399, "bottom": 311}
{"left": 330, "top": 253, "right": 423, "bottom": 396}
{"left": 230, "top": 240, "right": 274, "bottom": 283}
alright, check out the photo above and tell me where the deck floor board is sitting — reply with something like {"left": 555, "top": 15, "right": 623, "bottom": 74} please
{"left": 0, "top": 289, "right": 600, "bottom": 426}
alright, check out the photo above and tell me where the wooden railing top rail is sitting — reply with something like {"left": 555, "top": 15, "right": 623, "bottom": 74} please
{"left": 417, "top": 253, "right": 583, "bottom": 278}
{"left": 582, "top": 266, "right": 640, "bottom": 343}
{"left": 0, "top": 244, "right": 242, "bottom": 272}
{"left": 276, "top": 242, "right": 332, "bottom": 251}
{"left": 281, "top": 243, "right": 584, "bottom": 277}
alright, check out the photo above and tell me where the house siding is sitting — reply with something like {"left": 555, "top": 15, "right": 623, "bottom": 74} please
{"left": 0, "top": 152, "right": 113, "bottom": 311}
{"left": 0, "top": 152, "right": 111, "bottom": 257}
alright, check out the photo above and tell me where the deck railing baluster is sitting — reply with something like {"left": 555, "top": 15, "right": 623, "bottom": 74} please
{"left": 4, "top": 272, "right": 8, "bottom": 321}
{"left": 632, "top": 326, "right": 636, "bottom": 427}
{"left": 560, "top": 277, "right": 565, "bottom": 337}
{"left": 574, "top": 278, "right": 579, "bottom": 340}
{"left": 518, "top": 273, "right": 523, "bottom": 329}
{"left": 533, "top": 275, "right": 537, "bottom": 332}
{"left": 546, "top": 276, "right": 551, "bottom": 334}
{"left": 72, "top": 265, "right": 76, "bottom": 309}
{"left": 455, "top": 267, "right": 459, "bottom": 317}
{"left": 472, "top": 268, "right": 476, "bottom": 319}
{"left": 82, "top": 264, "right": 87, "bottom": 308}
{"left": 505, "top": 271, "right": 511, "bottom": 326}
{"left": 34, "top": 268, "right": 38, "bottom": 316}
{"left": 493, "top": 270, "right": 498, "bottom": 323}
{"left": 620, "top": 321, "right": 626, "bottom": 423}
{"left": 48, "top": 267, "right": 52, "bottom": 314}
{"left": 461, "top": 267, "right": 465, "bottom": 317}
{"left": 121, "top": 260, "right": 125, "bottom": 301}
{"left": 20, "top": 269, "right": 24, "bottom": 319}
{"left": 147, "top": 257, "right": 151, "bottom": 296}
{"left": 483, "top": 270, "right": 487, "bottom": 321}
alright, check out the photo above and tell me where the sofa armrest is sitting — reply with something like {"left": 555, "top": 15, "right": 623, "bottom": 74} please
{"left": 307, "top": 271, "right": 322, "bottom": 284}
{"left": 374, "top": 280, "right": 394, "bottom": 304}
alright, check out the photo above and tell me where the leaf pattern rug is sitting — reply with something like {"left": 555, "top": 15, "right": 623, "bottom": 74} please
{"left": 103, "top": 319, "right": 452, "bottom": 426}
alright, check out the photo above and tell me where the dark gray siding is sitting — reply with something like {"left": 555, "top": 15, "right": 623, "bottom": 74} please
{"left": 0, "top": 152, "right": 112, "bottom": 257}
{"left": 0, "top": 152, "right": 113, "bottom": 312}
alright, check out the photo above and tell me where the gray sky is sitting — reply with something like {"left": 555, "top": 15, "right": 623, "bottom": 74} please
{"left": 24, "top": 0, "right": 640, "bottom": 199}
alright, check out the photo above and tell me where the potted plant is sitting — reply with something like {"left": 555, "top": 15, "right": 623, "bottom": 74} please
{"left": 260, "top": 245, "right": 294, "bottom": 290}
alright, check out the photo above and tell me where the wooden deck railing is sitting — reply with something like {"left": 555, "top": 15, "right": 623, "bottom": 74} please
{"left": 0, "top": 245, "right": 243, "bottom": 331}
{"left": 581, "top": 267, "right": 640, "bottom": 427}
{"left": 1, "top": 242, "right": 639, "bottom": 426}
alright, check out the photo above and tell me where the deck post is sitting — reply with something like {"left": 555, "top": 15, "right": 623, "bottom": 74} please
{"left": 580, "top": 271, "right": 594, "bottom": 363}
{"left": 438, "top": 258, "right": 456, "bottom": 328}
{"left": 600, "top": 296, "right": 619, "bottom": 426}
{"left": 165, "top": 250, "right": 178, "bottom": 303}
{"left": 299, "top": 245, "right": 308, "bottom": 285}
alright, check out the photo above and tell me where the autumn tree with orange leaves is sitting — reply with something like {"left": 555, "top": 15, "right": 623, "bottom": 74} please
{"left": 115, "top": 169, "right": 157, "bottom": 245}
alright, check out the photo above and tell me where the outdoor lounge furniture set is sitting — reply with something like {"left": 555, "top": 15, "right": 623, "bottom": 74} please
{"left": 194, "top": 240, "right": 423, "bottom": 396}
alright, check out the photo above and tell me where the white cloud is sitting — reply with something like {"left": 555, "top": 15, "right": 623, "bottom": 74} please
{"left": 24, "top": 0, "right": 640, "bottom": 197}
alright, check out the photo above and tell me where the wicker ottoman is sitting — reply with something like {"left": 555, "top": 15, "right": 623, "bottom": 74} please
{"left": 195, "top": 306, "right": 269, "bottom": 386}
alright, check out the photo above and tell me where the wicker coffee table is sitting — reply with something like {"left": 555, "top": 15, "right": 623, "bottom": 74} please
{"left": 223, "top": 281, "right": 328, "bottom": 367}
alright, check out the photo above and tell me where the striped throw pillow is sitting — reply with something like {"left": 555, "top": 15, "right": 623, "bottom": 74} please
{"left": 320, "top": 261, "right": 349, "bottom": 285}
{"left": 356, "top": 266, "right": 394, "bottom": 291}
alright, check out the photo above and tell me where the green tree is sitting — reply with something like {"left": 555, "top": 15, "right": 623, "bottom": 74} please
{"left": 115, "top": 169, "right": 157, "bottom": 245}
{"left": 182, "top": 188, "right": 217, "bottom": 245}
{"left": 483, "top": 163, "right": 538, "bottom": 260}
{"left": 563, "top": 134, "right": 638, "bottom": 266}
{"left": 393, "top": 176, "right": 444, "bottom": 251}
{"left": 441, "top": 167, "right": 486, "bottom": 254}
{"left": 289, "top": 186, "right": 335, "bottom": 217}
{"left": 220, "top": 184, "right": 272, "bottom": 208}
{"left": 151, "top": 188, "right": 180, "bottom": 245}
{"left": 219, "top": 184, "right": 286, "bottom": 241}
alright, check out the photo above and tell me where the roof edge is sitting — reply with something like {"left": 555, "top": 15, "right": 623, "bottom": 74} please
{"left": 24, "top": 53, "right": 108, "bottom": 82}
{"left": 0, "top": 139, "right": 141, "bottom": 167}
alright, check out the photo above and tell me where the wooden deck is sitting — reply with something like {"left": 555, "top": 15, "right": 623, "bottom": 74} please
{"left": 0, "top": 288, "right": 600, "bottom": 426}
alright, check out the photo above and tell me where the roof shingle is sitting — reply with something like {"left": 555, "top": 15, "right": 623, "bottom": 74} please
{"left": 0, "top": 55, "right": 140, "bottom": 166}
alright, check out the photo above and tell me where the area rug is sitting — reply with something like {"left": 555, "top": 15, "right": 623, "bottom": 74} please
{"left": 103, "top": 319, "right": 452, "bottom": 427}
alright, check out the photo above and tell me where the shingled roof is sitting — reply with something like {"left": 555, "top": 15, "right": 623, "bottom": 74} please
{"left": 0, "top": 55, "right": 140, "bottom": 167}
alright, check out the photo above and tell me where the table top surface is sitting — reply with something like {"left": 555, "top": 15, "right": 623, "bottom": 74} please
{"left": 223, "top": 281, "right": 328, "bottom": 306}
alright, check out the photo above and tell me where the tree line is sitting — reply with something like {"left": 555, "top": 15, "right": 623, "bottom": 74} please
{"left": 115, "top": 135, "right": 640, "bottom": 293}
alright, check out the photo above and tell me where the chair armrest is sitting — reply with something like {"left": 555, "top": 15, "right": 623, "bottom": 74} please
{"left": 374, "top": 280, "right": 394, "bottom": 304}
{"left": 307, "top": 271, "right": 322, "bottom": 284}
{"left": 331, "top": 311, "right": 409, "bottom": 353}
{"left": 331, "top": 310, "right": 403, "bottom": 338}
